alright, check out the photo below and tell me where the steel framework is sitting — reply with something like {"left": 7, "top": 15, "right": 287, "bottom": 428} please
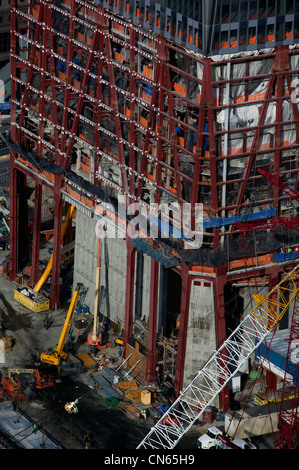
{"left": 8, "top": 0, "right": 299, "bottom": 401}
{"left": 137, "top": 264, "right": 299, "bottom": 449}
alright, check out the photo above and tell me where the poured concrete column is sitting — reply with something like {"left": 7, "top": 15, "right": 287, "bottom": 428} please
{"left": 30, "top": 180, "right": 42, "bottom": 288}
{"left": 146, "top": 258, "right": 159, "bottom": 383}
{"left": 123, "top": 238, "right": 136, "bottom": 350}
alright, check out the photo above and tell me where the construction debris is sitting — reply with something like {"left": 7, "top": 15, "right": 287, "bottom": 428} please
{"left": 0, "top": 334, "right": 16, "bottom": 353}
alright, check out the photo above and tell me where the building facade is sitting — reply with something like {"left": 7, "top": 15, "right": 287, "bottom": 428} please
{"left": 8, "top": 0, "right": 299, "bottom": 404}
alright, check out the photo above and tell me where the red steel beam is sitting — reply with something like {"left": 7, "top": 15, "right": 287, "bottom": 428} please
{"left": 50, "top": 176, "right": 63, "bottom": 309}
{"left": 60, "top": 0, "right": 77, "bottom": 166}
{"left": 103, "top": 18, "right": 129, "bottom": 198}
{"left": 63, "top": 5, "right": 102, "bottom": 169}
{"left": 9, "top": 156, "right": 18, "bottom": 281}
{"left": 129, "top": 28, "right": 137, "bottom": 197}
{"left": 136, "top": 60, "right": 161, "bottom": 201}
{"left": 93, "top": 33, "right": 105, "bottom": 185}
{"left": 128, "top": 26, "right": 136, "bottom": 197}
{"left": 30, "top": 180, "right": 42, "bottom": 288}
{"left": 234, "top": 46, "right": 291, "bottom": 215}
{"left": 16, "top": 3, "right": 44, "bottom": 143}
{"left": 214, "top": 263, "right": 230, "bottom": 411}
{"left": 146, "top": 258, "right": 159, "bottom": 383}
{"left": 174, "top": 262, "right": 191, "bottom": 396}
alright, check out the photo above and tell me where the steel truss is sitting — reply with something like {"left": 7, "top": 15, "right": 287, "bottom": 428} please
{"left": 9, "top": 0, "right": 299, "bottom": 400}
{"left": 137, "top": 264, "right": 299, "bottom": 449}
{"left": 9, "top": 0, "right": 299, "bottom": 251}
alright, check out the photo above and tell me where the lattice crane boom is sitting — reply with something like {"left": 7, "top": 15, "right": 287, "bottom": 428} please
{"left": 258, "top": 168, "right": 299, "bottom": 203}
{"left": 234, "top": 216, "right": 299, "bottom": 232}
{"left": 137, "top": 264, "right": 299, "bottom": 449}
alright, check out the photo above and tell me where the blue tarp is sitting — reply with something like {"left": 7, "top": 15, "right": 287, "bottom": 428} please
{"left": 203, "top": 208, "right": 277, "bottom": 229}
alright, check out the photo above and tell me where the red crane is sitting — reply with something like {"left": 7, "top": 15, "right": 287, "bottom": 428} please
{"left": 255, "top": 166, "right": 299, "bottom": 449}
{"left": 274, "top": 294, "right": 299, "bottom": 449}
{"left": 258, "top": 168, "right": 299, "bottom": 203}
{"left": 235, "top": 216, "right": 299, "bottom": 232}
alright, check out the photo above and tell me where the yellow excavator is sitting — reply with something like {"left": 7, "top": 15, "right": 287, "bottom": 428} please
{"left": 40, "top": 283, "right": 82, "bottom": 366}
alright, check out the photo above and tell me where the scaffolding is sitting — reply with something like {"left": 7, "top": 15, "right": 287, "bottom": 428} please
{"left": 8, "top": 0, "right": 299, "bottom": 399}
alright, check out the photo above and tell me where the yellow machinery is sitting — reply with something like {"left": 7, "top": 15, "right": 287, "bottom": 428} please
{"left": 40, "top": 283, "right": 82, "bottom": 366}
{"left": 14, "top": 205, "right": 74, "bottom": 312}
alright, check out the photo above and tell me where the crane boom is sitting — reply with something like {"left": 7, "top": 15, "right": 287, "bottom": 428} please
{"left": 137, "top": 264, "right": 299, "bottom": 449}
{"left": 40, "top": 283, "right": 82, "bottom": 366}
{"left": 234, "top": 216, "right": 299, "bottom": 232}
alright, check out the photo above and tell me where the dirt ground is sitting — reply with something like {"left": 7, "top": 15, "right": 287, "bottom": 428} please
{"left": 0, "top": 251, "right": 277, "bottom": 452}
{"left": 0, "top": 264, "right": 202, "bottom": 450}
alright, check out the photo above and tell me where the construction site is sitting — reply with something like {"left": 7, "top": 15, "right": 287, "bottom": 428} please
{"left": 0, "top": 0, "right": 298, "bottom": 451}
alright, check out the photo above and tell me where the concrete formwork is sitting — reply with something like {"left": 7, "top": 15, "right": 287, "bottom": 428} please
{"left": 184, "top": 278, "right": 216, "bottom": 388}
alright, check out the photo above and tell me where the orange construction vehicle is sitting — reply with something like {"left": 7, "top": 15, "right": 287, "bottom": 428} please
{"left": 0, "top": 368, "right": 54, "bottom": 400}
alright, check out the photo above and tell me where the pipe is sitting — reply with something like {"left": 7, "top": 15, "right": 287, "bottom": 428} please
{"left": 92, "top": 233, "right": 102, "bottom": 342}
{"left": 34, "top": 204, "right": 74, "bottom": 293}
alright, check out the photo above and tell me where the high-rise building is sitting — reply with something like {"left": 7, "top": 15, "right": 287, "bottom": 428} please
{"left": 8, "top": 0, "right": 299, "bottom": 405}
{"left": 0, "top": 0, "right": 10, "bottom": 69}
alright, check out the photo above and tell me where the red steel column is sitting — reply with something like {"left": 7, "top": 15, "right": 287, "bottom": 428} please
{"left": 214, "top": 263, "right": 230, "bottom": 410}
{"left": 50, "top": 176, "right": 63, "bottom": 309}
{"left": 123, "top": 239, "right": 136, "bottom": 351}
{"left": 30, "top": 180, "right": 42, "bottom": 288}
{"left": 9, "top": 0, "right": 17, "bottom": 281}
{"left": 174, "top": 262, "right": 191, "bottom": 396}
{"left": 146, "top": 258, "right": 159, "bottom": 383}
{"left": 9, "top": 156, "right": 18, "bottom": 281}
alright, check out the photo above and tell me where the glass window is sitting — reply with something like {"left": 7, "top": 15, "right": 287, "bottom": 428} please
{"left": 268, "top": 0, "right": 276, "bottom": 16}
{"left": 240, "top": 1, "right": 248, "bottom": 20}
{"left": 259, "top": 0, "right": 267, "bottom": 17}
{"left": 212, "top": 25, "right": 220, "bottom": 50}
{"left": 285, "top": 21, "right": 293, "bottom": 39}
{"left": 221, "top": 30, "right": 229, "bottom": 48}
{"left": 276, "top": 20, "right": 284, "bottom": 40}
{"left": 216, "top": 3, "right": 221, "bottom": 23}
{"left": 231, "top": 2, "right": 239, "bottom": 22}
{"left": 286, "top": 0, "right": 294, "bottom": 14}
{"left": 239, "top": 27, "right": 247, "bottom": 45}
{"left": 221, "top": 4, "right": 230, "bottom": 23}
{"left": 258, "top": 24, "right": 266, "bottom": 43}
{"left": 194, "top": 0, "right": 201, "bottom": 23}
{"left": 277, "top": 0, "right": 286, "bottom": 15}
{"left": 250, "top": 1, "right": 257, "bottom": 19}
{"left": 230, "top": 29, "right": 238, "bottom": 47}
{"left": 267, "top": 23, "right": 275, "bottom": 41}
{"left": 248, "top": 26, "right": 256, "bottom": 44}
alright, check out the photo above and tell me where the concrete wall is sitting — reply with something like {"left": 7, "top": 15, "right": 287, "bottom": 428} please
{"left": 73, "top": 210, "right": 155, "bottom": 331}
{"left": 73, "top": 211, "right": 227, "bottom": 387}
{"left": 183, "top": 277, "right": 217, "bottom": 389}
{"left": 73, "top": 211, "right": 127, "bottom": 327}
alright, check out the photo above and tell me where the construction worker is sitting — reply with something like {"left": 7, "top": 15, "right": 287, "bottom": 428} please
{"left": 32, "top": 423, "right": 37, "bottom": 434}
{"left": 137, "top": 409, "right": 147, "bottom": 421}
{"left": 83, "top": 434, "right": 90, "bottom": 449}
